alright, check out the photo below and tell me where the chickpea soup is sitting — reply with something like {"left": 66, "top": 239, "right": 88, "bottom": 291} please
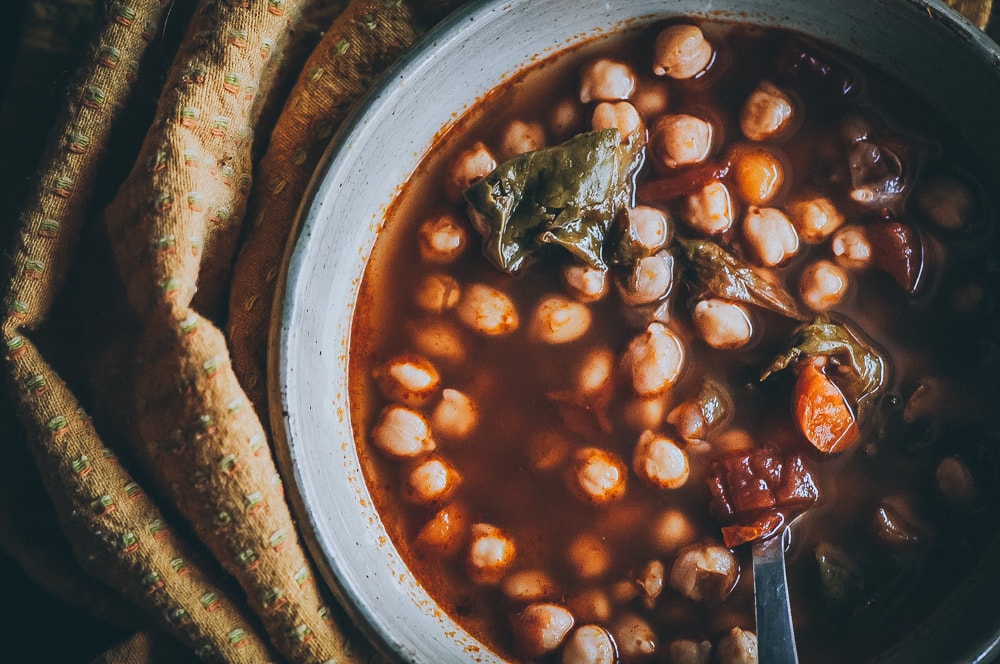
{"left": 349, "top": 19, "right": 1000, "bottom": 664}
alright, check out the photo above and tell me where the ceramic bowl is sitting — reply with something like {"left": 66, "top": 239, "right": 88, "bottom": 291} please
{"left": 270, "top": 1, "right": 1000, "bottom": 661}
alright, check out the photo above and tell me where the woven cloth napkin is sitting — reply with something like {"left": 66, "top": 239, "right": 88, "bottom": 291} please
{"left": 0, "top": 1, "right": 992, "bottom": 662}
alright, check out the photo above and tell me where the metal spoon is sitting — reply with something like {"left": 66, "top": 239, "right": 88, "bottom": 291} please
{"left": 752, "top": 526, "right": 800, "bottom": 664}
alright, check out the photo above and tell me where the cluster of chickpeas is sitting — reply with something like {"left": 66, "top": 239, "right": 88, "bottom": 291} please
{"left": 365, "top": 20, "right": 986, "bottom": 664}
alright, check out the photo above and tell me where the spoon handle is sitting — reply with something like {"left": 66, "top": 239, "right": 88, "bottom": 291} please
{"left": 752, "top": 528, "right": 800, "bottom": 664}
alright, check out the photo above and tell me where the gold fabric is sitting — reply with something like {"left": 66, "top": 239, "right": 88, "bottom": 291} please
{"left": 0, "top": 0, "right": 993, "bottom": 662}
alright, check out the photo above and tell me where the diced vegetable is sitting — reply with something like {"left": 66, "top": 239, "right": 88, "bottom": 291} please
{"left": 776, "top": 36, "right": 858, "bottom": 96}
{"left": 637, "top": 160, "right": 731, "bottom": 202}
{"left": 464, "top": 129, "right": 642, "bottom": 273}
{"left": 792, "top": 361, "right": 859, "bottom": 453}
{"left": 868, "top": 216, "right": 924, "bottom": 294}
{"left": 721, "top": 512, "right": 784, "bottom": 548}
{"left": 707, "top": 448, "right": 820, "bottom": 545}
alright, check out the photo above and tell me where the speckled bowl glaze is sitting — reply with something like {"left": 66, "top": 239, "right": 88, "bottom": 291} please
{"left": 270, "top": 1, "right": 1000, "bottom": 662}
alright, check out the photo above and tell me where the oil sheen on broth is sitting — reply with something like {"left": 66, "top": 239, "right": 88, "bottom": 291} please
{"left": 349, "top": 20, "right": 1000, "bottom": 664}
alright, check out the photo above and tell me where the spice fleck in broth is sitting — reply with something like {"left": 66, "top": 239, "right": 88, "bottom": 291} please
{"left": 349, "top": 20, "right": 1000, "bottom": 663}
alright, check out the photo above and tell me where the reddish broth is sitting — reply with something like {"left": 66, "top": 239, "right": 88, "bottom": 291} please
{"left": 350, "top": 20, "right": 1000, "bottom": 663}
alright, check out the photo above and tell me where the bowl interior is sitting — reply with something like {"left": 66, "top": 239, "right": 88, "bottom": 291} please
{"left": 270, "top": 1, "right": 1000, "bottom": 662}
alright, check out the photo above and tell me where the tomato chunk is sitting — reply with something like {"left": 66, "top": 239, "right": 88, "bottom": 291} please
{"left": 708, "top": 448, "right": 821, "bottom": 546}
{"left": 722, "top": 513, "right": 785, "bottom": 548}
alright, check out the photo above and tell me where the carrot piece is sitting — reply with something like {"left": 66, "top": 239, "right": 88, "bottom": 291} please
{"left": 793, "top": 362, "right": 859, "bottom": 453}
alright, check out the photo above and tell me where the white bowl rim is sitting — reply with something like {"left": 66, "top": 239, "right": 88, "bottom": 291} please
{"left": 269, "top": 1, "right": 1000, "bottom": 662}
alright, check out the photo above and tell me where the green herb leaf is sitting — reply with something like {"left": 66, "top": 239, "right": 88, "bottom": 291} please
{"left": 608, "top": 206, "right": 676, "bottom": 266}
{"left": 761, "top": 318, "right": 886, "bottom": 419}
{"left": 815, "top": 542, "right": 864, "bottom": 604}
{"left": 676, "top": 239, "right": 806, "bottom": 320}
{"left": 464, "top": 129, "right": 641, "bottom": 273}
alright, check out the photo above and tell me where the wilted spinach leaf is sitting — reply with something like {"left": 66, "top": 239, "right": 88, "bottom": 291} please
{"left": 464, "top": 129, "right": 641, "bottom": 273}
{"left": 608, "top": 206, "right": 676, "bottom": 267}
{"left": 676, "top": 239, "right": 807, "bottom": 320}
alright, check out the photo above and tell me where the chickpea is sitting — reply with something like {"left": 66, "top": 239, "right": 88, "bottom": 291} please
{"left": 788, "top": 196, "right": 844, "bottom": 244}
{"left": 716, "top": 627, "right": 758, "bottom": 664}
{"left": 742, "top": 206, "right": 798, "bottom": 267}
{"left": 414, "top": 273, "right": 461, "bottom": 313}
{"left": 550, "top": 97, "right": 586, "bottom": 141}
{"left": 570, "top": 447, "right": 628, "bottom": 504}
{"left": 500, "top": 119, "right": 546, "bottom": 159}
{"left": 669, "top": 542, "right": 738, "bottom": 602}
{"left": 503, "top": 569, "right": 556, "bottom": 602}
{"left": 684, "top": 180, "right": 734, "bottom": 235}
{"left": 936, "top": 456, "right": 977, "bottom": 504}
{"left": 650, "top": 114, "right": 713, "bottom": 168}
{"left": 652, "top": 24, "right": 713, "bottom": 79}
{"left": 457, "top": 283, "right": 519, "bottom": 335}
{"left": 568, "top": 533, "right": 612, "bottom": 580}
{"left": 715, "top": 428, "right": 755, "bottom": 454}
{"left": 580, "top": 58, "right": 636, "bottom": 103}
{"left": 624, "top": 394, "right": 669, "bottom": 431}
{"left": 740, "top": 81, "right": 794, "bottom": 141}
{"left": 632, "top": 430, "right": 690, "bottom": 489}
{"left": 650, "top": 508, "right": 697, "bottom": 552}
{"left": 592, "top": 101, "right": 644, "bottom": 143}
{"left": 511, "top": 603, "right": 575, "bottom": 658}
{"left": 371, "top": 405, "right": 436, "bottom": 459}
{"left": 611, "top": 612, "right": 658, "bottom": 659}
{"left": 415, "top": 502, "right": 469, "bottom": 556}
{"left": 731, "top": 146, "right": 784, "bottom": 204}
{"left": 561, "top": 624, "right": 617, "bottom": 664}
{"left": 636, "top": 559, "right": 665, "bottom": 605}
{"left": 467, "top": 523, "right": 516, "bottom": 585}
{"left": 667, "top": 400, "right": 708, "bottom": 447}
{"left": 831, "top": 224, "right": 872, "bottom": 269}
{"left": 431, "top": 388, "right": 478, "bottom": 440}
{"left": 622, "top": 322, "right": 686, "bottom": 396}
{"left": 799, "top": 259, "right": 848, "bottom": 310}
{"left": 670, "top": 639, "right": 712, "bottom": 664}
{"left": 408, "top": 318, "right": 467, "bottom": 365}
{"left": 918, "top": 175, "right": 973, "bottom": 231}
{"left": 633, "top": 81, "right": 670, "bottom": 119}
{"left": 576, "top": 346, "right": 615, "bottom": 398}
{"left": 447, "top": 142, "right": 496, "bottom": 199}
{"left": 563, "top": 263, "right": 608, "bottom": 303}
{"left": 628, "top": 205, "right": 672, "bottom": 252}
{"left": 403, "top": 457, "right": 462, "bottom": 505}
{"left": 528, "top": 429, "right": 572, "bottom": 471}
{"left": 610, "top": 579, "right": 640, "bottom": 605}
{"left": 691, "top": 298, "right": 753, "bottom": 349}
{"left": 530, "top": 295, "right": 592, "bottom": 344}
{"left": 418, "top": 213, "right": 467, "bottom": 263}
{"left": 617, "top": 253, "right": 674, "bottom": 305}
{"left": 567, "top": 589, "right": 612, "bottom": 623}
{"left": 373, "top": 354, "right": 440, "bottom": 407}
{"left": 666, "top": 385, "right": 731, "bottom": 446}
